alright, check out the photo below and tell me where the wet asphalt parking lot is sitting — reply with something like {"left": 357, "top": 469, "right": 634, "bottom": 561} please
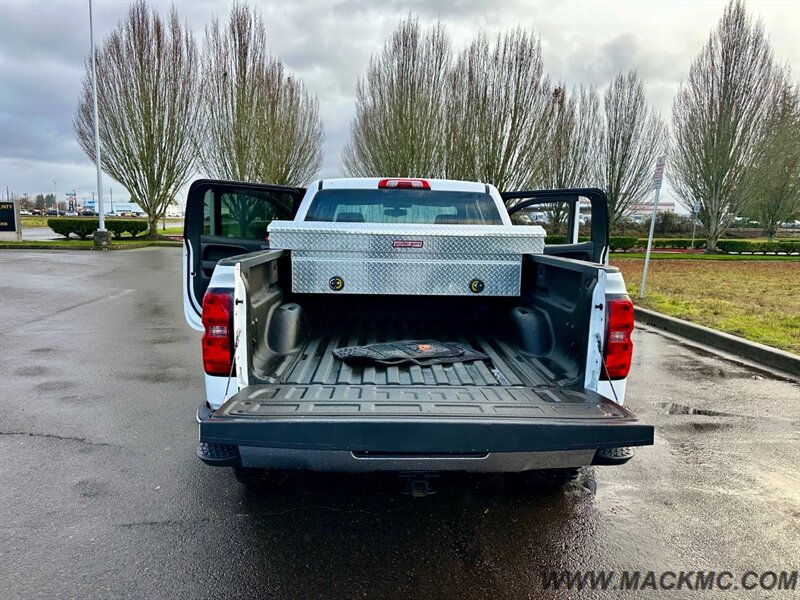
{"left": 1, "top": 248, "right": 798, "bottom": 599}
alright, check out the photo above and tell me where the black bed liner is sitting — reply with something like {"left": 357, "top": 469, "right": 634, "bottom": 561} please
{"left": 280, "top": 319, "right": 558, "bottom": 387}
{"left": 199, "top": 319, "right": 653, "bottom": 454}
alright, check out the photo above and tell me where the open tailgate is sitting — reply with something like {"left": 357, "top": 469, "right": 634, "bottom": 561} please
{"left": 199, "top": 383, "right": 653, "bottom": 453}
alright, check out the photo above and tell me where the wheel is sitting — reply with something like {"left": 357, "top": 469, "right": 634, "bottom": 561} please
{"left": 518, "top": 467, "right": 580, "bottom": 489}
{"left": 232, "top": 467, "right": 290, "bottom": 487}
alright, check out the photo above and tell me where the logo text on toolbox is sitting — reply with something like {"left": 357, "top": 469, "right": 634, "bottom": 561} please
{"left": 392, "top": 240, "right": 424, "bottom": 249}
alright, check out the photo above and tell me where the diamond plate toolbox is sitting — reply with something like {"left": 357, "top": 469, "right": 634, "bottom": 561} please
{"left": 268, "top": 221, "right": 546, "bottom": 296}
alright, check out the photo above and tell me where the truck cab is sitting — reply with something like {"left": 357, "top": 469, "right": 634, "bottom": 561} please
{"left": 183, "top": 177, "right": 652, "bottom": 489}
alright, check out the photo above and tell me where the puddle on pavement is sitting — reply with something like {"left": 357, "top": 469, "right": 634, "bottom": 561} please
{"left": 665, "top": 355, "right": 768, "bottom": 382}
{"left": 657, "top": 402, "right": 736, "bottom": 417}
{"left": 664, "top": 422, "right": 737, "bottom": 435}
{"left": 651, "top": 331, "right": 795, "bottom": 383}
{"left": 686, "top": 422, "right": 733, "bottom": 433}
{"left": 656, "top": 402, "right": 797, "bottom": 434}
{"left": 28, "top": 346, "right": 56, "bottom": 354}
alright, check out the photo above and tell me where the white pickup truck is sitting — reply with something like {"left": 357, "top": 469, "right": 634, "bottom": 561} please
{"left": 183, "top": 177, "right": 652, "bottom": 492}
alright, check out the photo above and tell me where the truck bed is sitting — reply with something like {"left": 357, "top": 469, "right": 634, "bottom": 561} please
{"left": 203, "top": 317, "right": 652, "bottom": 455}
{"left": 201, "top": 372, "right": 651, "bottom": 455}
{"left": 280, "top": 319, "right": 556, "bottom": 388}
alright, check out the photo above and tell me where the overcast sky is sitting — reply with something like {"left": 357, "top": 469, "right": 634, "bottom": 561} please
{"left": 1, "top": 0, "right": 798, "bottom": 207}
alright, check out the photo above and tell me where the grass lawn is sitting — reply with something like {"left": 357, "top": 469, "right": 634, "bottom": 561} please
{"left": 21, "top": 216, "right": 183, "bottom": 229}
{"left": 612, "top": 258, "right": 800, "bottom": 354}
{"left": 0, "top": 239, "right": 181, "bottom": 250}
{"left": 613, "top": 252, "right": 799, "bottom": 261}
{"left": 20, "top": 216, "right": 50, "bottom": 228}
{"left": 156, "top": 226, "right": 184, "bottom": 235}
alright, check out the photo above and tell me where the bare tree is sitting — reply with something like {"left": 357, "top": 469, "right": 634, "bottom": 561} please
{"left": 445, "top": 29, "right": 553, "bottom": 190}
{"left": 342, "top": 17, "right": 451, "bottom": 178}
{"left": 671, "top": 0, "right": 782, "bottom": 251}
{"left": 596, "top": 71, "right": 666, "bottom": 226}
{"left": 75, "top": 1, "right": 199, "bottom": 238}
{"left": 197, "top": 2, "right": 323, "bottom": 186}
{"left": 540, "top": 85, "right": 601, "bottom": 232}
{"left": 747, "top": 82, "right": 800, "bottom": 240}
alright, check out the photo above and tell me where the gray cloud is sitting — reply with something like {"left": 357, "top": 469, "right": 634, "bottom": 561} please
{"left": 1, "top": 0, "right": 798, "bottom": 205}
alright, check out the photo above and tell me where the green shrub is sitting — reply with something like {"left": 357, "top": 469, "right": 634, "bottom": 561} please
{"left": 545, "top": 235, "right": 567, "bottom": 245}
{"left": 764, "top": 241, "right": 800, "bottom": 253}
{"left": 47, "top": 218, "right": 97, "bottom": 239}
{"left": 72, "top": 220, "right": 98, "bottom": 239}
{"left": 106, "top": 219, "right": 148, "bottom": 239}
{"left": 545, "top": 235, "right": 632, "bottom": 249}
{"left": 544, "top": 235, "right": 590, "bottom": 243}
{"left": 48, "top": 218, "right": 149, "bottom": 240}
{"left": 717, "top": 240, "right": 800, "bottom": 254}
{"left": 123, "top": 220, "right": 148, "bottom": 238}
{"left": 715, "top": 240, "right": 750, "bottom": 253}
{"left": 48, "top": 219, "right": 75, "bottom": 239}
{"left": 105, "top": 220, "right": 125, "bottom": 239}
{"left": 608, "top": 236, "right": 639, "bottom": 252}
{"left": 248, "top": 220, "right": 269, "bottom": 239}
{"left": 636, "top": 238, "right": 706, "bottom": 249}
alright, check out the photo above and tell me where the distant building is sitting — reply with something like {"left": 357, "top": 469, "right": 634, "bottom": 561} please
{"left": 630, "top": 200, "right": 677, "bottom": 217}
{"left": 627, "top": 200, "right": 678, "bottom": 225}
{"left": 84, "top": 199, "right": 144, "bottom": 214}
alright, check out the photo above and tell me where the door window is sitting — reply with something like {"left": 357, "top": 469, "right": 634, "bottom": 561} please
{"left": 203, "top": 189, "right": 294, "bottom": 240}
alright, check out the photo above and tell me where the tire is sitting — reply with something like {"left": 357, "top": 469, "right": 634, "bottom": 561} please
{"left": 232, "top": 467, "right": 290, "bottom": 487}
{"left": 518, "top": 467, "right": 580, "bottom": 489}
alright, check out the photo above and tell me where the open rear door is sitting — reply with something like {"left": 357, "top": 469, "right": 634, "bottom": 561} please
{"left": 501, "top": 188, "right": 610, "bottom": 264}
{"left": 183, "top": 179, "right": 305, "bottom": 330}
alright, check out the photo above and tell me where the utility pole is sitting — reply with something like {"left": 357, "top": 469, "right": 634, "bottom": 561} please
{"left": 51, "top": 179, "right": 59, "bottom": 216}
{"left": 640, "top": 156, "right": 666, "bottom": 299}
{"left": 88, "top": 0, "right": 108, "bottom": 246}
{"left": 109, "top": 187, "right": 113, "bottom": 213}
{"left": 690, "top": 199, "right": 700, "bottom": 251}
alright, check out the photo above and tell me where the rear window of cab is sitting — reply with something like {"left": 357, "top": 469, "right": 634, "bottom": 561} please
{"left": 304, "top": 189, "right": 502, "bottom": 225}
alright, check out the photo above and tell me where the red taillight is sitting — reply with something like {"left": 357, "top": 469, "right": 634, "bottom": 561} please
{"left": 601, "top": 297, "right": 634, "bottom": 380}
{"left": 378, "top": 178, "right": 430, "bottom": 190}
{"left": 202, "top": 289, "right": 233, "bottom": 376}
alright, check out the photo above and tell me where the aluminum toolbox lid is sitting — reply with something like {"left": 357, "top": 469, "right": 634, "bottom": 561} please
{"left": 267, "top": 221, "right": 547, "bottom": 255}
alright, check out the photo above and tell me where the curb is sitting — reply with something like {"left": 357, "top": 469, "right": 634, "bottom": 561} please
{"left": 634, "top": 306, "right": 800, "bottom": 378}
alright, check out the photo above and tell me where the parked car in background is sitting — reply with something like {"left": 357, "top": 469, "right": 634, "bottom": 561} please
{"left": 81, "top": 210, "right": 96, "bottom": 216}
{"left": 65, "top": 211, "right": 79, "bottom": 217}
{"left": 19, "top": 209, "right": 32, "bottom": 216}
{"left": 733, "top": 216, "right": 760, "bottom": 228}
{"left": 45, "top": 210, "right": 64, "bottom": 216}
